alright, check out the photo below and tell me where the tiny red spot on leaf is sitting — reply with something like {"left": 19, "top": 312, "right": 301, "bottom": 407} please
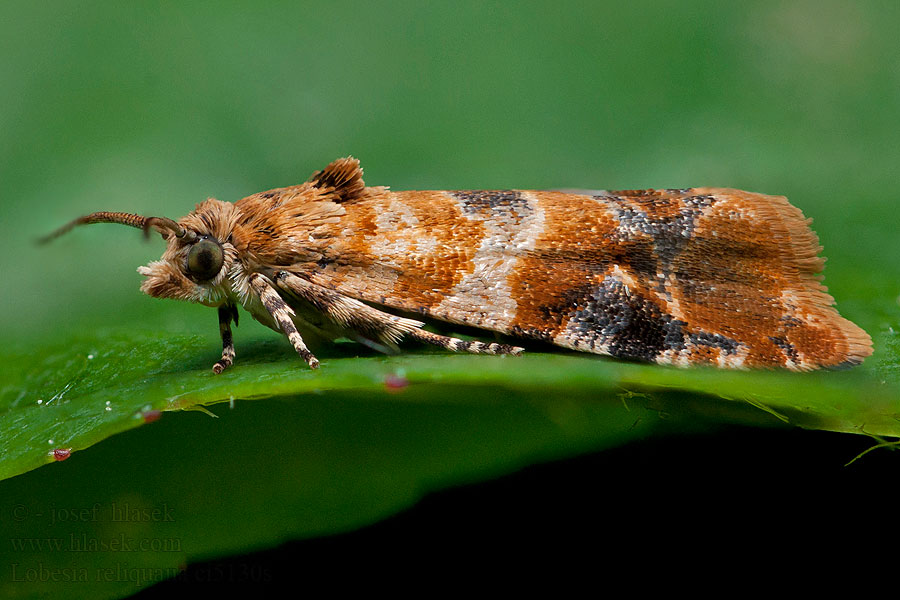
{"left": 142, "top": 410, "right": 163, "bottom": 424}
{"left": 383, "top": 373, "right": 409, "bottom": 391}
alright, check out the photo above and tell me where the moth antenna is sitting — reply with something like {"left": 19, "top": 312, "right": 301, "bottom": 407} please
{"left": 142, "top": 217, "right": 198, "bottom": 242}
{"left": 38, "top": 212, "right": 196, "bottom": 244}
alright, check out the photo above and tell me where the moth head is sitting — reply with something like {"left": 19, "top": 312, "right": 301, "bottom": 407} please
{"left": 137, "top": 233, "right": 232, "bottom": 305}
{"left": 41, "top": 203, "right": 237, "bottom": 306}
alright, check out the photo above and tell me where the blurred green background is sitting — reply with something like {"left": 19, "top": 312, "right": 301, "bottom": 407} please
{"left": 2, "top": 1, "right": 899, "bottom": 596}
{"left": 3, "top": 0, "right": 898, "bottom": 344}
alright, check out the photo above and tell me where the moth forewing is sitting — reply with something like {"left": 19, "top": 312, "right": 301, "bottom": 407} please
{"left": 42, "top": 157, "right": 873, "bottom": 372}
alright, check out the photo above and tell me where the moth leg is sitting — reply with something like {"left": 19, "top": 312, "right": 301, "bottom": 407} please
{"left": 249, "top": 273, "right": 320, "bottom": 369}
{"left": 212, "top": 303, "right": 239, "bottom": 374}
{"left": 273, "top": 271, "right": 422, "bottom": 347}
{"left": 273, "top": 271, "right": 523, "bottom": 356}
{"left": 404, "top": 328, "right": 525, "bottom": 356}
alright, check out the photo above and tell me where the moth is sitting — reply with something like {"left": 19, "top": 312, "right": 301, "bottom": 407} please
{"left": 42, "top": 157, "right": 872, "bottom": 372}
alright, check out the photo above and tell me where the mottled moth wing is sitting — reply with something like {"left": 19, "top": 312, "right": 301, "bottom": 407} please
{"left": 287, "top": 175, "right": 870, "bottom": 370}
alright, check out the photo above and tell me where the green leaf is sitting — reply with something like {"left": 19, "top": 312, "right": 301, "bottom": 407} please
{"left": 4, "top": 330, "right": 899, "bottom": 483}
{"left": 1, "top": 328, "right": 898, "bottom": 598}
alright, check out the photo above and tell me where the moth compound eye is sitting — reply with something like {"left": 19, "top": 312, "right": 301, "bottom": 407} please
{"left": 187, "top": 237, "right": 224, "bottom": 281}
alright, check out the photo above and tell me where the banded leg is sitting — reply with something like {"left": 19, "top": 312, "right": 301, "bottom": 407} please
{"left": 274, "top": 270, "right": 523, "bottom": 357}
{"left": 273, "top": 271, "right": 422, "bottom": 345}
{"left": 212, "top": 303, "right": 239, "bottom": 374}
{"left": 249, "top": 273, "right": 320, "bottom": 369}
{"left": 404, "top": 328, "right": 524, "bottom": 356}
